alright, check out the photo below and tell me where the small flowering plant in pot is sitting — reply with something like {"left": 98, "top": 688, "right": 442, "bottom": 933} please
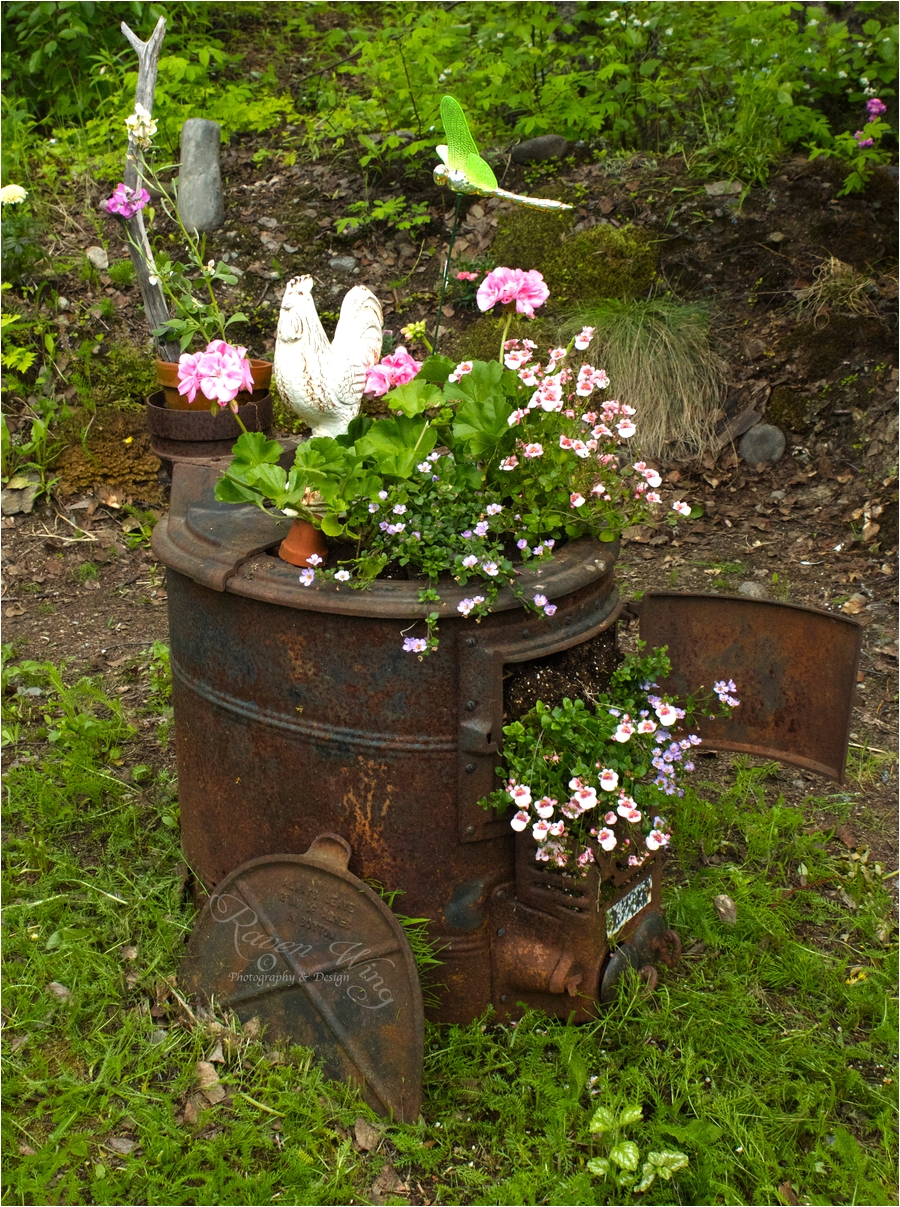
{"left": 484, "top": 646, "right": 739, "bottom": 879}
{"left": 100, "top": 104, "right": 268, "bottom": 418}
{"left": 217, "top": 267, "right": 696, "bottom": 653}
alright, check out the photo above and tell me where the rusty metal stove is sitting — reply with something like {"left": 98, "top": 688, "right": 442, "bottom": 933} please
{"left": 153, "top": 459, "right": 652, "bottom": 1025}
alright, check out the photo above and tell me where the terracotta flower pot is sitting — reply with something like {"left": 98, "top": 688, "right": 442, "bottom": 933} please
{"left": 157, "top": 358, "right": 273, "bottom": 410}
{"left": 277, "top": 518, "right": 329, "bottom": 568}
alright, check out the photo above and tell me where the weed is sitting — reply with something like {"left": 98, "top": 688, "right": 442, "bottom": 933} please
{"left": 107, "top": 259, "right": 136, "bottom": 288}
{"left": 74, "top": 561, "right": 100, "bottom": 584}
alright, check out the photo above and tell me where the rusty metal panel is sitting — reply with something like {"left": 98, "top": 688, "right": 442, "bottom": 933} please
{"left": 637, "top": 591, "right": 862, "bottom": 781}
{"left": 180, "top": 836, "right": 423, "bottom": 1122}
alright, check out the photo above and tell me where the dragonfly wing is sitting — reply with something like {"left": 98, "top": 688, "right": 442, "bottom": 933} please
{"left": 436, "top": 144, "right": 450, "bottom": 166}
{"left": 465, "top": 152, "right": 498, "bottom": 192}
{"left": 440, "top": 95, "right": 480, "bottom": 172}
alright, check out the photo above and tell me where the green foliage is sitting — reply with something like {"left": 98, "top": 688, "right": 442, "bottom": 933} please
{"left": 107, "top": 258, "right": 136, "bottom": 288}
{"left": 491, "top": 211, "right": 656, "bottom": 310}
{"left": 486, "top": 646, "right": 737, "bottom": 872}
{"left": 588, "top": 1101, "right": 689, "bottom": 1194}
{"left": 215, "top": 335, "right": 674, "bottom": 650}
{"left": 335, "top": 194, "right": 431, "bottom": 236}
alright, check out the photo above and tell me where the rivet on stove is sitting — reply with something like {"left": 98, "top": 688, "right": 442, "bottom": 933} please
{"left": 521, "top": 628, "right": 530, "bottom": 637}
{"left": 500, "top": 994, "right": 508, "bottom": 1002}
{"left": 465, "top": 825, "right": 475, "bottom": 835}
{"left": 465, "top": 700, "right": 477, "bottom": 711}
{"left": 497, "top": 928, "right": 506, "bottom": 937}
{"left": 466, "top": 637, "right": 477, "bottom": 647}
{"left": 465, "top": 763, "right": 476, "bottom": 773}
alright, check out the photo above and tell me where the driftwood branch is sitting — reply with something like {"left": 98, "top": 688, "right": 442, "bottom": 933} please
{"left": 120, "top": 17, "right": 180, "bottom": 363}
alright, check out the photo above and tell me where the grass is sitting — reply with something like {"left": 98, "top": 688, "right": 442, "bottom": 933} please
{"left": 2, "top": 654, "right": 897, "bottom": 1206}
{"left": 794, "top": 258, "right": 880, "bottom": 324}
{"left": 557, "top": 298, "right": 727, "bottom": 462}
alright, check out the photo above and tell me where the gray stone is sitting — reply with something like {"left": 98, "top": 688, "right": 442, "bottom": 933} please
{"left": 739, "top": 423, "right": 786, "bottom": 465}
{"left": 329, "top": 256, "right": 358, "bottom": 273}
{"left": 257, "top": 216, "right": 278, "bottom": 230}
{"left": 738, "top": 580, "right": 769, "bottom": 599}
{"left": 511, "top": 134, "right": 570, "bottom": 164}
{"left": 86, "top": 246, "right": 109, "bottom": 271}
{"left": 57, "top": 296, "right": 71, "bottom": 312}
{"left": 177, "top": 119, "right": 224, "bottom": 233}
{"left": 1, "top": 477, "right": 40, "bottom": 515}
{"left": 149, "top": 1029, "right": 168, "bottom": 1045}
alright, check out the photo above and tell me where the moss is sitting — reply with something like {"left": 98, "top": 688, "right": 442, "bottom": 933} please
{"left": 55, "top": 409, "right": 163, "bottom": 502}
{"left": 442, "top": 315, "right": 554, "bottom": 364}
{"left": 80, "top": 341, "right": 157, "bottom": 412}
{"left": 767, "top": 386, "right": 809, "bottom": 432}
{"left": 490, "top": 208, "right": 656, "bottom": 310}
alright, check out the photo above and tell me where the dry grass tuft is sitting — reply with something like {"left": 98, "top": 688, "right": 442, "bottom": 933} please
{"left": 794, "top": 256, "right": 879, "bottom": 323}
{"left": 558, "top": 298, "right": 727, "bottom": 460}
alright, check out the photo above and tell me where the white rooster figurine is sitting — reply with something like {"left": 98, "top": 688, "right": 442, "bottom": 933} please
{"left": 273, "top": 275, "right": 383, "bottom": 438}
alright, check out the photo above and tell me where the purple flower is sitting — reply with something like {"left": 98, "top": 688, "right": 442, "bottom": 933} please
{"left": 402, "top": 637, "right": 427, "bottom": 653}
{"left": 102, "top": 182, "right": 150, "bottom": 219}
{"left": 867, "top": 97, "right": 887, "bottom": 118}
{"left": 854, "top": 130, "right": 875, "bottom": 147}
{"left": 461, "top": 530, "right": 473, "bottom": 539}
{"left": 474, "top": 521, "right": 489, "bottom": 537}
{"left": 516, "top": 539, "right": 528, "bottom": 550}
{"left": 299, "top": 568, "right": 315, "bottom": 586}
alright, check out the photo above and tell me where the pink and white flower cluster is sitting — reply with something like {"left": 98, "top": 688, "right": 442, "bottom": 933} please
{"left": 506, "top": 772, "right": 672, "bottom": 869}
{"left": 102, "top": 182, "right": 150, "bottom": 220}
{"left": 177, "top": 340, "right": 255, "bottom": 407}
{"left": 476, "top": 267, "right": 550, "bottom": 318}
{"left": 364, "top": 346, "right": 423, "bottom": 397}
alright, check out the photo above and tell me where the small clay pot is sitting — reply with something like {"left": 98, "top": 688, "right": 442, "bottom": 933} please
{"left": 157, "top": 358, "right": 273, "bottom": 410}
{"left": 278, "top": 518, "right": 329, "bottom": 568}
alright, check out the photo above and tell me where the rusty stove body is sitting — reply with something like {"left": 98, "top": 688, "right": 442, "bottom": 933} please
{"left": 154, "top": 460, "right": 677, "bottom": 1024}
{"left": 154, "top": 459, "right": 862, "bottom": 1028}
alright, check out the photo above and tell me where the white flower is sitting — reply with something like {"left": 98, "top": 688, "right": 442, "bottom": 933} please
{"left": 597, "top": 827, "right": 617, "bottom": 852}
{"left": 599, "top": 769, "right": 619, "bottom": 792}
{"left": 125, "top": 102, "right": 158, "bottom": 149}
{"left": 655, "top": 702, "right": 679, "bottom": 727}
{"left": 299, "top": 568, "right": 315, "bottom": 586}
{"left": 532, "top": 820, "right": 550, "bottom": 842}
{"left": 646, "top": 829, "right": 670, "bottom": 851}
{"left": 511, "top": 810, "right": 530, "bottom": 832}
{"left": 535, "top": 797, "right": 556, "bottom": 819}
{"left": 334, "top": 569, "right": 351, "bottom": 581}
{"left": 306, "top": 553, "right": 323, "bottom": 566}
{"left": 0, "top": 184, "right": 27, "bottom": 205}
{"left": 510, "top": 783, "right": 532, "bottom": 809}
{"left": 672, "top": 500, "right": 691, "bottom": 517}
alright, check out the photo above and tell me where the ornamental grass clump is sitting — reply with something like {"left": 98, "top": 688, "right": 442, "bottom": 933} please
{"left": 217, "top": 269, "right": 696, "bottom": 654}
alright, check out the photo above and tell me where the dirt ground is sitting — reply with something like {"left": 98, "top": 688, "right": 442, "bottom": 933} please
{"left": 2, "top": 142, "right": 897, "bottom": 874}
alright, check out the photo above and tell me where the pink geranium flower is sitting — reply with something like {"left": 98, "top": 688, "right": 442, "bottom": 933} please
{"left": 177, "top": 340, "right": 254, "bottom": 406}
{"left": 476, "top": 267, "right": 549, "bottom": 317}
{"left": 364, "top": 346, "right": 422, "bottom": 396}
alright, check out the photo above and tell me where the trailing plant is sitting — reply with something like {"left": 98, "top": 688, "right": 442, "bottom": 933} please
{"left": 483, "top": 645, "right": 738, "bottom": 874}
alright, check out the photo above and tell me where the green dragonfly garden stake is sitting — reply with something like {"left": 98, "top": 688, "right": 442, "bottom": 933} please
{"left": 432, "top": 95, "right": 573, "bottom": 349}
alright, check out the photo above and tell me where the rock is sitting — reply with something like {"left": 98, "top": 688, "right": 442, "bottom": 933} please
{"left": 767, "top": 231, "right": 786, "bottom": 244}
{"left": 177, "top": 119, "right": 225, "bottom": 233}
{"left": 511, "top": 134, "right": 570, "bottom": 164}
{"left": 1, "top": 477, "right": 40, "bottom": 516}
{"left": 739, "top": 424, "right": 786, "bottom": 465}
{"left": 47, "top": 981, "right": 72, "bottom": 1000}
{"left": 770, "top": 490, "right": 786, "bottom": 501}
{"left": 738, "top": 581, "right": 768, "bottom": 599}
{"left": 86, "top": 246, "right": 109, "bottom": 271}
{"left": 745, "top": 338, "right": 766, "bottom": 358}
{"left": 57, "top": 296, "right": 71, "bottom": 312}
{"left": 329, "top": 256, "right": 358, "bottom": 273}
{"left": 713, "top": 894, "right": 737, "bottom": 925}
{"left": 149, "top": 1029, "right": 168, "bottom": 1045}
{"left": 704, "top": 180, "right": 742, "bottom": 196}
{"left": 257, "top": 216, "right": 279, "bottom": 230}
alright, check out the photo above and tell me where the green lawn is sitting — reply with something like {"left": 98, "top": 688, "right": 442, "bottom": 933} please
{"left": 2, "top": 652, "right": 896, "bottom": 1206}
